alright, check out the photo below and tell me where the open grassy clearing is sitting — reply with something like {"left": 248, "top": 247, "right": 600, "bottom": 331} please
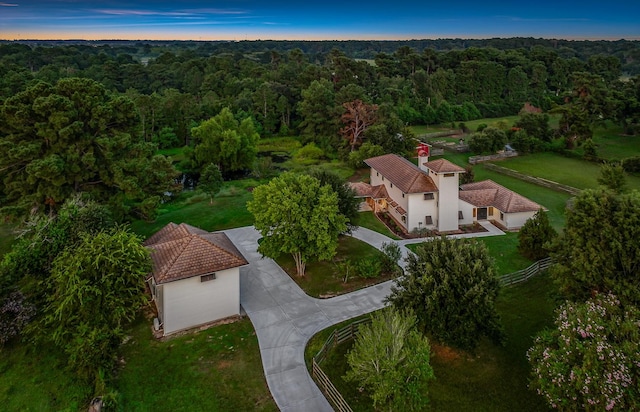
{"left": 115, "top": 316, "right": 276, "bottom": 412}
{"left": 131, "top": 179, "right": 258, "bottom": 239}
{"left": 572, "top": 124, "right": 640, "bottom": 160}
{"left": 493, "top": 152, "right": 640, "bottom": 191}
{"left": 275, "top": 235, "right": 394, "bottom": 298}
{"left": 305, "top": 274, "right": 556, "bottom": 412}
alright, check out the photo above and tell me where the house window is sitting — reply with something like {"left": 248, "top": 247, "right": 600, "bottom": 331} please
{"left": 402, "top": 193, "right": 405, "bottom": 198}
{"left": 376, "top": 172, "right": 379, "bottom": 176}
{"left": 473, "top": 208, "right": 477, "bottom": 218}
{"left": 425, "top": 216, "right": 433, "bottom": 225}
{"left": 401, "top": 216, "right": 406, "bottom": 223}
{"left": 424, "top": 193, "right": 434, "bottom": 200}
{"left": 201, "top": 273, "right": 216, "bottom": 282}
{"left": 458, "top": 211, "right": 464, "bottom": 220}
{"left": 500, "top": 212, "right": 504, "bottom": 220}
{"left": 390, "top": 183, "right": 393, "bottom": 188}
{"left": 382, "top": 176, "right": 385, "bottom": 181}
{"left": 444, "top": 173, "right": 455, "bottom": 177}
{"left": 489, "top": 207, "right": 494, "bottom": 216}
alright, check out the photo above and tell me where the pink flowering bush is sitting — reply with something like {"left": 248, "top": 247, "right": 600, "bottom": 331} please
{"left": 528, "top": 294, "right": 640, "bottom": 411}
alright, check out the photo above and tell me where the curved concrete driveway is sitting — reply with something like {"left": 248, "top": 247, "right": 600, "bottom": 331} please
{"left": 224, "top": 222, "right": 503, "bottom": 412}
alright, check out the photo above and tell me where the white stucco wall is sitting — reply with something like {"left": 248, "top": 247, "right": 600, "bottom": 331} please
{"left": 503, "top": 211, "right": 536, "bottom": 230}
{"left": 407, "top": 193, "right": 438, "bottom": 231}
{"left": 458, "top": 200, "right": 475, "bottom": 226}
{"left": 432, "top": 171, "right": 460, "bottom": 232}
{"left": 160, "top": 267, "right": 240, "bottom": 335}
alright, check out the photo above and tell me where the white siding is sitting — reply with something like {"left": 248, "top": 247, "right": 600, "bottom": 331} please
{"left": 160, "top": 267, "right": 240, "bottom": 335}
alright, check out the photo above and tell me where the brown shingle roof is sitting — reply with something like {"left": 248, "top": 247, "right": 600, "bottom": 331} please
{"left": 424, "top": 158, "right": 466, "bottom": 173}
{"left": 459, "top": 180, "right": 543, "bottom": 213}
{"left": 144, "top": 223, "right": 248, "bottom": 284}
{"left": 365, "top": 154, "right": 438, "bottom": 194}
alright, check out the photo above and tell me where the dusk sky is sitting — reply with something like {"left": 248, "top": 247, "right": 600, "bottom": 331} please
{"left": 1, "top": 0, "right": 638, "bottom": 41}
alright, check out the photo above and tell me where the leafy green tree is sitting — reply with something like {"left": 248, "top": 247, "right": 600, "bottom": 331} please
{"left": 518, "top": 209, "right": 557, "bottom": 260}
{"left": 297, "top": 79, "right": 341, "bottom": 150}
{"left": 307, "top": 168, "right": 359, "bottom": 232}
{"left": 42, "top": 227, "right": 150, "bottom": 380}
{"left": 597, "top": 162, "right": 627, "bottom": 194}
{"left": 388, "top": 237, "right": 503, "bottom": 350}
{"left": 468, "top": 126, "right": 508, "bottom": 154}
{"left": 582, "top": 138, "right": 598, "bottom": 161}
{"left": 514, "top": 112, "right": 553, "bottom": 142}
{"left": 348, "top": 141, "right": 385, "bottom": 168}
{"left": 380, "top": 241, "right": 403, "bottom": 276}
{"left": 247, "top": 172, "right": 347, "bottom": 277}
{"left": 0, "top": 78, "right": 177, "bottom": 218}
{"left": 528, "top": 294, "right": 640, "bottom": 411}
{"left": 198, "top": 163, "right": 223, "bottom": 204}
{"left": 152, "top": 126, "right": 180, "bottom": 149}
{"left": 344, "top": 308, "right": 434, "bottom": 411}
{"left": 551, "top": 189, "right": 640, "bottom": 305}
{"left": 189, "top": 107, "right": 259, "bottom": 174}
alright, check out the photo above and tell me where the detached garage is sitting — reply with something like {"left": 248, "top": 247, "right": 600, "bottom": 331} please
{"left": 144, "top": 222, "right": 248, "bottom": 336}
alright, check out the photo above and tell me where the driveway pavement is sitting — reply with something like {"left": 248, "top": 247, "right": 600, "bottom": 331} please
{"left": 224, "top": 222, "right": 504, "bottom": 412}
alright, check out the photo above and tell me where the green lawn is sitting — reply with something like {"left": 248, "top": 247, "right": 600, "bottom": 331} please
{"left": 0, "top": 341, "right": 92, "bottom": 411}
{"left": 275, "top": 235, "right": 393, "bottom": 298}
{"left": 492, "top": 152, "right": 640, "bottom": 191}
{"left": 306, "top": 273, "right": 556, "bottom": 412}
{"left": 131, "top": 179, "right": 258, "bottom": 239}
{"left": 574, "top": 124, "right": 640, "bottom": 161}
{"left": 405, "top": 232, "right": 533, "bottom": 277}
{"left": 115, "top": 316, "right": 277, "bottom": 412}
{"left": 355, "top": 211, "right": 401, "bottom": 240}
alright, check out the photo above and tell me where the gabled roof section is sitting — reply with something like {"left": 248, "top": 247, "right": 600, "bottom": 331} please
{"left": 459, "top": 180, "right": 543, "bottom": 213}
{"left": 144, "top": 223, "right": 248, "bottom": 284}
{"left": 365, "top": 153, "right": 438, "bottom": 194}
{"left": 424, "top": 158, "right": 466, "bottom": 173}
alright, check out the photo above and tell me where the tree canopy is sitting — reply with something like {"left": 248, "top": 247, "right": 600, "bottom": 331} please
{"left": 518, "top": 209, "right": 557, "bottom": 260}
{"left": 551, "top": 189, "right": 640, "bottom": 305}
{"left": 388, "top": 237, "right": 503, "bottom": 350}
{"left": 189, "top": 107, "right": 260, "bottom": 174}
{"left": 247, "top": 172, "right": 347, "bottom": 277}
{"left": 344, "top": 308, "right": 434, "bottom": 410}
{"left": 0, "top": 77, "right": 178, "bottom": 219}
{"left": 42, "top": 226, "right": 150, "bottom": 380}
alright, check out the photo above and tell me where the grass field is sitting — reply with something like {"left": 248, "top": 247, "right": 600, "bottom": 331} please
{"left": 578, "top": 124, "right": 640, "bottom": 160}
{"left": 493, "top": 152, "right": 640, "bottom": 191}
{"left": 0, "top": 341, "right": 92, "bottom": 411}
{"left": 275, "top": 235, "right": 394, "bottom": 298}
{"left": 130, "top": 179, "right": 258, "bottom": 239}
{"left": 306, "top": 273, "right": 556, "bottom": 412}
{"left": 115, "top": 316, "right": 276, "bottom": 412}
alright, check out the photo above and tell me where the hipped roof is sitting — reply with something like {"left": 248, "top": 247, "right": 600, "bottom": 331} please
{"left": 459, "top": 180, "right": 543, "bottom": 213}
{"left": 144, "top": 222, "right": 248, "bottom": 284}
{"left": 365, "top": 154, "right": 438, "bottom": 194}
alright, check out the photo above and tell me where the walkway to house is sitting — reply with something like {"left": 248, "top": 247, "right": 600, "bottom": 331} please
{"left": 224, "top": 222, "right": 504, "bottom": 412}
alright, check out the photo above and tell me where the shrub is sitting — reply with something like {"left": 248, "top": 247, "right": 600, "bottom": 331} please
{"left": 355, "top": 258, "right": 381, "bottom": 279}
{"left": 293, "top": 143, "right": 325, "bottom": 164}
{"left": 380, "top": 242, "right": 402, "bottom": 275}
{"left": 0, "top": 290, "right": 36, "bottom": 344}
{"left": 528, "top": 294, "right": 640, "bottom": 411}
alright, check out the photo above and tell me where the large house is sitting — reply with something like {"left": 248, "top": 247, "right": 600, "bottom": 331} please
{"left": 352, "top": 150, "right": 543, "bottom": 233}
{"left": 144, "top": 222, "right": 248, "bottom": 336}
